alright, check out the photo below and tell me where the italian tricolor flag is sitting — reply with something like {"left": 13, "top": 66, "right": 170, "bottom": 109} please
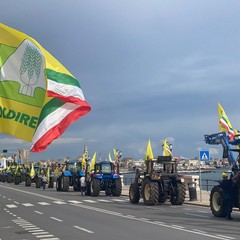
{"left": 0, "top": 23, "right": 91, "bottom": 152}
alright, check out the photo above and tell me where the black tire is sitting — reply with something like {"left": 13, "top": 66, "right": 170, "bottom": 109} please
{"left": 112, "top": 178, "right": 122, "bottom": 196}
{"left": 129, "top": 183, "right": 140, "bottom": 204}
{"left": 170, "top": 182, "right": 186, "bottom": 205}
{"left": 36, "top": 177, "right": 41, "bottom": 188}
{"left": 62, "top": 176, "right": 69, "bottom": 192}
{"left": 158, "top": 183, "right": 167, "bottom": 203}
{"left": 142, "top": 179, "right": 159, "bottom": 205}
{"left": 14, "top": 176, "right": 21, "bottom": 185}
{"left": 7, "top": 174, "right": 13, "bottom": 183}
{"left": 48, "top": 177, "right": 54, "bottom": 188}
{"left": 210, "top": 185, "right": 226, "bottom": 217}
{"left": 25, "top": 175, "right": 31, "bottom": 187}
{"left": 105, "top": 188, "right": 112, "bottom": 196}
{"left": 56, "top": 177, "right": 61, "bottom": 191}
{"left": 91, "top": 178, "right": 101, "bottom": 197}
{"left": 85, "top": 181, "right": 91, "bottom": 196}
{"left": 2, "top": 175, "right": 6, "bottom": 183}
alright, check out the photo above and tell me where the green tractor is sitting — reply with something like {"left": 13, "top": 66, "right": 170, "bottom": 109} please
{"left": 129, "top": 156, "right": 186, "bottom": 205}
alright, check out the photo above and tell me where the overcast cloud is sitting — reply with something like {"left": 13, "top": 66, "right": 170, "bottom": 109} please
{"left": 1, "top": 0, "right": 240, "bottom": 161}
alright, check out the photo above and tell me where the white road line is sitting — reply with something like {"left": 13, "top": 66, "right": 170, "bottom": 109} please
{"left": 50, "top": 217, "right": 63, "bottom": 222}
{"left": 7, "top": 198, "right": 12, "bottom": 201}
{"left": 111, "top": 199, "right": 126, "bottom": 202}
{"left": 216, "top": 235, "right": 235, "bottom": 240}
{"left": 192, "top": 229, "right": 207, "bottom": 234}
{"left": 6, "top": 204, "right": 17, "bottom": 208}
{"left": 36, "top": 234, "right": 54, "bottom": 238}
{"left": 68, "top": 200, "right": 82, "bottom": 204}
{"left": 53, "top": 201, "right": 67, "bottom": 204}
{"left": 98, "top": 199, "right": 112, "bottom": 202}
{"left": 74, "top": 226, "right": 94, "bottom": 233}
{"left": 25, "top": 227, "right": 41, "bottom": 231}
{"left": 22, "top": 203, "right": 34, "bottom": 207}
{"left": 83, "top": 200, "right": 97, "bottom": 203}
{"left": 38, "top": 202, "right": 51, "bottom": 206}
{"left": 28, "top": 229, "right": 45, "bottom": 233}
{"left": 34, "top": 211, "right": 44, "bottom": 215}
{"left": 32, "top": 232, "right": 49, "bottom": 235}
{"left": 14, "top": 201, "right": 19, "bottom": 204}
{"left": 39, "top": 238, "right": 59, "bottom": 240}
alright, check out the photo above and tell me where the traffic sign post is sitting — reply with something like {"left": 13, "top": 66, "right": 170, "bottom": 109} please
{"left": 199, "top": 150, "right": 210, "bottom": 202}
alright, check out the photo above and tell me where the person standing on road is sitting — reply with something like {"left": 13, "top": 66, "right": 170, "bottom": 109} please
{"left": 42, "top": 174, "right": 47, "bottom": 190}
{"left": 220, "top": 171, "right": 239, "bottom": 220}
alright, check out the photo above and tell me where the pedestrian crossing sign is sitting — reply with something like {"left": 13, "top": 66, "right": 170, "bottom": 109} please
{"left": 199, "top": 150, "right": 210, "bottom": 162}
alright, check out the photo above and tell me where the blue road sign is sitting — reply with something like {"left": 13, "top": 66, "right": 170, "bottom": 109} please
{"left": 199, "top": 150, "right": 210, "bottom": 162}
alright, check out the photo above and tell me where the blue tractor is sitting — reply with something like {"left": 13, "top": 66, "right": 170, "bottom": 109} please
{"left": 56, "top": 161, "right": 85, "bottom": 192}
{"left": 86, "top": 161, "right": 122, "bottom": 197}
{"left": 204, "top": 132, "right": 240, "bottom": 217}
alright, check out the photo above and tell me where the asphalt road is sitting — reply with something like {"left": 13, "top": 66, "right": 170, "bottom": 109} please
{"left": 0, "top": 182, "right": 239, "bottom": 240}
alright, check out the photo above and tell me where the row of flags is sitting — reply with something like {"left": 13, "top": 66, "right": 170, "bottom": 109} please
{"left": 144, "top": 138, "right": 172, "bottom": 161}
{"left": 0, "top": 23, "right": 91, "bottom": 152}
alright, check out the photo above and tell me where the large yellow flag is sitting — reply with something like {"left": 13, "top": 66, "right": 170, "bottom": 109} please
{"left": 163, "top": 139, "right": 172, "bottom": 156}
{"left": 144, "top": 139, "right": 154, "bottom": 160}
{"left": 0, "top": 23, "right": 91, "bottom": 152}
{"left": 218, "top": 103, "right": 234, "bottom": 140}
{"left": 89, "top": 152, "right": 96, "bottom": 172}
{"left": 82, "top": 153, "right": 86, "bottom": 170}
{"left": 113, "top": 148, "right": 118, "bottom": 159}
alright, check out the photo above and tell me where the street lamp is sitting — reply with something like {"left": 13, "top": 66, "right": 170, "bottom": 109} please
{"left": 116, "top": 149, "right": 122, "bottom": 174}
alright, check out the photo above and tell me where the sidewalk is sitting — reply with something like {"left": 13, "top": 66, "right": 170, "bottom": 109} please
{"left": 121, "top": 186, "right": 210, "bottom": 207}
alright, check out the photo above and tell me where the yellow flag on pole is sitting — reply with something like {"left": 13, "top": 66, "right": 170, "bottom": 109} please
{"left": 144, "top": 139, "right": 154, "bottom": 161}
{"left": 163, "top": 139, "right": 172, "bottom": 156}
{"left": 89, "top": 152, "right": 96, "bottom": 172}
{"left": 0, "top": 23, "right": 91, "bottom": 152}
{"left": 218, "top": 103, "right": 234, "bottom": 140}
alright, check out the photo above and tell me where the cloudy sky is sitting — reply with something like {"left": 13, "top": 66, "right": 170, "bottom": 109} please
{"left": 1, "top": 0, "right": 240, "bottom": 162}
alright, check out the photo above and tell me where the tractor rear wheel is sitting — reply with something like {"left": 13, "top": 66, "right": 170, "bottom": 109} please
{"left": 129, "top": 183, "right": 140, "bottom": 204}
{"left": 170, "top": 182, "right": 186, "bottom": 205}
{"left": 91, "top": 178, "right": 101, "bottom": 197}
{"left": 14, "top": 176, "right": 21, "bottom": 185}
{"left": 48, "top": 177, "right": 54, "bottom": 188}
{"left": 61, "top": 176, "right": 69, "bottom": 192}
{"left": 36, "top": 177, "right": 41, "bottom": 188}
{"left": 112, "top": 178, "right": 122, "bottom": 196}
{"left": 25, "top": 176, "right": 31, "bottom": 186}
{"left": 142, "top": 179, "right": 159, "bottom": 205}
{"left": 210, "top": 185, "right": 226, "bottom": 217}
{"left": 56, "top": 177, "right": 61, "bottom": 191}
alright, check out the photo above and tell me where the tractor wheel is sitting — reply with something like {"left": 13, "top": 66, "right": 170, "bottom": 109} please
{"left": 142, "top": 179, "right": 159, "bottom": 205}
{"left": 25, "top": 176, "right": 31, "bottom": 187}
{"left": 91, "top": 178, "right": 101, "bottom": 197}
{"left": 105, "top": 188, "right": 112, "bottom": 196}
{"left": 2, "top": 175, "right": 6, "bottom": 183}
{"left": 14, "top": 176, "right": 21, "bottom": 185}
{"left": 158, "top": 183, "right": 167, "bottom": 203}
{"left": 170, "top": 182, "right": 186, "bottom": 205}
{"left": 112, "top": 178, "right": 122, "bottom": 196}
{"left": 36, "top": 177, "right": 41, "bottom": 188}
{"left": 61, "top": 176, "right": 70, "bottom": 192}
{"left": 129, "top": 183, "right": 140, "bottom": 204}
{"left": 85, "top": 181, "right": 91, "bottom": 196}
{"left": 56, "top": 177, "right": 62, "bottom": 191}
{"left": 7, "top": 174, "right": 13, "bottom": 183}
{"left": 210, "top": 185, "right": 226, "bottom": 217}
{"left": 48, "top": 177, "right": 54, "bottom": 188}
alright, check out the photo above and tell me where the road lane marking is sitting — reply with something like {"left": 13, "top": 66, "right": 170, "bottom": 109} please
{"left": 68, "top": 200, "right": 82, "bottom": 204}
{"left": 38, "top": 202, "right": 51, "bottom": 206}
{"left": 36, "top": 235, "right": 54, "bottom": 238}
{"left": 74, "top": 226, "right": 94, "bottom": 233}
{"left": 50, "top": 217, "right": 63, "bottom": 222}
{"left": 35, "top": 211, "right": 44, "bottom": 215}
{"left": 53, "top": 201, "right": 67, "bottom": 204}
{"left": 83, "top": 200, "right": 97, "bottom": 203}
{"left": 14, "top": 201, "right": 19, "bottom": 204}
{"left": 28, "top": 230, "right": 45, "bottom": 232}
{"left": 6, "top": 204, "right": 17, "bottom": 208}
{"left": 216, "top": 235, "right": 235, "bottom": 240}
{"left": 98, "top": 199, "right": 112, "bottom": 202}
{"left": 22, "top": 203, "right": 34, "bottom": 207}
{"left": 32, "top": 232, "right": 49, "bottom": 235}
